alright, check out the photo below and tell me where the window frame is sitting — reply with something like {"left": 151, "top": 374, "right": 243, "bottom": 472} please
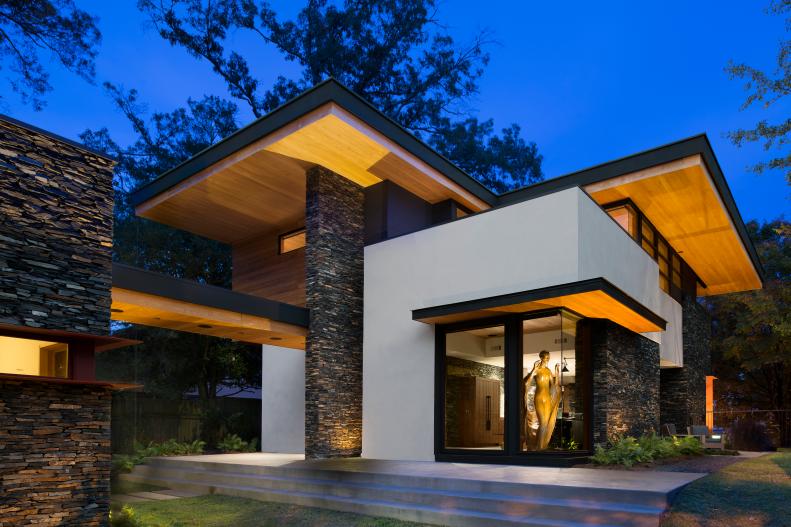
{"left": 434, "top": 308, "right": 592, "bottom": 466}
{"left": 278, "top": 227, "right": 306, "bottom": 255}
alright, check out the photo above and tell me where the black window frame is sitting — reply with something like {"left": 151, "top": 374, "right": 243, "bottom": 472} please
{"left": 602, "top": 198, "right": 702, "bottom": 302}
{"left": 278, "top": 227, "right": 306, "bottom": 255}
{"left": 435, "top": 308, "right": 592, "bottom": 467}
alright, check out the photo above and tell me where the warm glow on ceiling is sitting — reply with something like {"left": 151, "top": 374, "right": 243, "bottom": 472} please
{"left": 585, "top": 155, "right": 762, "bottom": 296}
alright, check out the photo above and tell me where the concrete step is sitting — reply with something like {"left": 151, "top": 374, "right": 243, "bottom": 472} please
{"left": 123, "top": 464, "right": 660, "bottom": 526}
{"left": 142, "top": 456, "right": 672, "bottom": 510}
{"left": 121, "top": 458, "right": 668, "bottom": 527}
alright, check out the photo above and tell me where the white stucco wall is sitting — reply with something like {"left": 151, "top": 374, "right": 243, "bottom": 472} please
{"left": 362, "top": 187, "right": 684, "bottom": 461}
{"left": 260, "top": 344, "right": 305, "bottom": 454}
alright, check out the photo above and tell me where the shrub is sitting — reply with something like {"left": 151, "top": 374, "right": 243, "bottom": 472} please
{"left": 728, "top": 417, "right": 775, "bottom": 451}
{"left": 673, "top": 435, "right": 704, "bottom": 456}
{"left": 135, "top": 438, "right": 206, "bottom": 458}
{"left": 109, "top": 505, "right": 143, "bottom": 527}
{"left": 217, "top": 433, "right": 258, "bottom": 453}
{"left": 591, "top": 433, "right": 705, "bottom": 467}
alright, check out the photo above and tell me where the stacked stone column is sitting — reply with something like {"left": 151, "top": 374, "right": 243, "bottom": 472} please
{"left": 659, "top": 297, "right": 711, "bottom": 432}
{"left": 590, "top": 320, "right": 660, "bottom": 445}
{"left": 304, "top": 166, "right": 365, "bottom": 458}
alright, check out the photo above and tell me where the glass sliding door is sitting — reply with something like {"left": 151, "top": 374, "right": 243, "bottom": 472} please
{"left": 520, "top": 311, "right": 585, "bottom": 452}
{"left": 444, "top": 324, "right": 505, "bottom": 450}
{"left": 438, "top": 309, "right": 589, "bottom": 462}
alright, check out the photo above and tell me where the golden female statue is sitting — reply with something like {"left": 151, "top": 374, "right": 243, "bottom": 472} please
{"left": 522, "top": 350, "right": 562, "bottom": 450}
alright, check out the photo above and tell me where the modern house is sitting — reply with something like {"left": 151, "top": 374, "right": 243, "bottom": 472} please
{"left": 0, "top": 77, "right": 763, "bottom": 526}
{"left": 115, "top": 79, "right": 762, "bottom": 465}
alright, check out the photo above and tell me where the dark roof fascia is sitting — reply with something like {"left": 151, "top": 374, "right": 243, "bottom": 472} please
{"left": 130, "top": 79, "right": 497, "bottom": 208}
{"left": 112, "top": 263, "right": 309, "bottom": 327}
{"left": 495, "top": 134, "right": 764, "bottom": 282}
{"left": 412, "top": 277, "right": 667, "bottom": 330}
{"left": 0, "top": 114, "right": 115, "bottom": 162}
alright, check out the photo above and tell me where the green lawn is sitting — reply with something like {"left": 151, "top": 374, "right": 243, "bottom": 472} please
{"left": 113, "top": 495, "right": 433, "bottom": 527}
{"left": 661, "top": 451, "right": 791, "bottom": 527}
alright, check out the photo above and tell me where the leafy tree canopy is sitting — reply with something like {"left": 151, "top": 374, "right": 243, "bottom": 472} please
{"left": 726, "top": 0, "right": 791, "bottom": 184}
{"left": 107, "top": 0, "right": 543, "bottom": 195}
{"left": 0, "top": 0, "right": 101, "bottom": 110}
{"left": 707, "top": 219, "right": 790, "bottom": 445}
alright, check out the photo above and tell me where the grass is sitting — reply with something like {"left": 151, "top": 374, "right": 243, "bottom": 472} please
{"left": 115, "top": 495, "right": 433, "bottom": 527}
{"left": 661, "top": 450, "right": 791, "bottom": 527}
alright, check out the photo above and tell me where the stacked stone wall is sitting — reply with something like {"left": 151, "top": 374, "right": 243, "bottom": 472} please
{"left": 660, "top": 297, "right": 711, "bottom": 432}
{"left": 0, "top": 379, "right": 112, "bottom": 526}
{"left": 0, "top": 118, "right": 114, "bottom": 335}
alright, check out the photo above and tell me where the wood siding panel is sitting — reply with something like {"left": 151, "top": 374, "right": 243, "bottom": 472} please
{"left": 233, "top": 232, "right": 306, "bottom": 307}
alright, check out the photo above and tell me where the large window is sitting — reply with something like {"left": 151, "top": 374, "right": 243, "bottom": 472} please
{"left": 439, "top": 309, "right": 589, "bottom": 461}
{"left": 521, "top": 311, "right": 584, "bottom": 452}
{"left": 604, "top": 200, "right": 694, "bottom": 301}
{"left": 444, "top": 324, "right": 505, "bottom": 450}
{"left": 0, "top": 336, "right": 68, "bottom": 378}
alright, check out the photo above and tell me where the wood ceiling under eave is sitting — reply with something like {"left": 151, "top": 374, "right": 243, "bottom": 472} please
{"left": 135, "top": 103, "right": 490, "bottom": 244}
{"left": 584, "top": 155, "right": 762, "bottom": 296}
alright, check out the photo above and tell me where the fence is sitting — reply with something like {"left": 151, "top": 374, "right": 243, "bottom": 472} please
{"left": 709, "top": 408, "right": 791, "bottom": 450}
{"left": 111, "top": 391, "right": 261, "bottom": 454}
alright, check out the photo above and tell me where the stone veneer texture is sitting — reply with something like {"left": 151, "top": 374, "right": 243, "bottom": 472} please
{"left": 0, "top": 118, "right": 114, "bottom": 335}
{"left": 304, "top": 166, "right": 365, "bottom": 458}
{"left": 591, "top": 320, "right": 660, "bottom": 444}
{"left": 660, "top": 297, "right": 711, "bottom": 432}
{"left": 0, "top": 379, "right": 112, "bottom": 526}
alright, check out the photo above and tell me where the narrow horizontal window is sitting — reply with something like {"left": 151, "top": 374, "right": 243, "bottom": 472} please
{"left": 279, "top": 228, "right": 306, "bottom": 254}
{"left": 0, "top": 336, "right": 69, "bottom": 378}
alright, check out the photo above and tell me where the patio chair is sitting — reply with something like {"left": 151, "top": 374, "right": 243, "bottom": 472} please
{"left": 661, "top": 423, "right": 678, "bottom": 437}
{"left": 687, "top": 425, "right": 725, "bottom": 450}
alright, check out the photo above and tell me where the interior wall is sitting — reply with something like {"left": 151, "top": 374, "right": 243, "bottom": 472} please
{"left": 0, "top": 336, "right": 42, "bottom": 376}
{"left": 260, "top": 344, "right": 305, "bottom": 454}
{"left": 232, "top": 229, "right": 306, "bottom": 306}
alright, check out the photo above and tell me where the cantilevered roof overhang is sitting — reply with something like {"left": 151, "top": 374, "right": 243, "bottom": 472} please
{"left": 131, "top": 78, "right": 762, "bottom": 298}
{"left": 111, "top": 263, "right": 308, "bottom": 349}
{"left": 130, "top": 79, "right": 496, "bottom": 244}
{"left": 499, "top": 135, "right": 764, "bottom": 296}
{"left": 413, "top": 278, "right": 666, "bottom": 334}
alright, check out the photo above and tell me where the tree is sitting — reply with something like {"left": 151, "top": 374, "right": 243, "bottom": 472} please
{"left": 87, "top": 92, "right": 261, "bottom": 418}
{"left": 87, "top": 0, "right": 546, "bottom": 408}
{"left": 136, "top": 0, "right": 543, "bottom": 190}
{"left": 0, "top": 0, "right": 101, "bottom": 110}
{"left": 726, "top": 0, "right": 790, "bottom": 184}
{"left": 707, "top": 220, "right": 790, "bottom": 446}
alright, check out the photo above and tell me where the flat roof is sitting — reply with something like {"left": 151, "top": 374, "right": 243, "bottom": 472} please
{"left": 498, "top": 134, "right": 764, "bottom": 284}
{"left": 129, "top": 80, "right": 762, "bottom": 295}
{"left": 413, "top": 278, "right": 666, "bottom": 333}
{"left": 130, "top": 78, "right": 497, "bottom": 209}
{"left": 112, "top": 263, "right": 309, "bottom": 328}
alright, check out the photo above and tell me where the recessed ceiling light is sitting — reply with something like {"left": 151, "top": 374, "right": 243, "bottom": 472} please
{"left": 270, "top": 336, "right": 283, "bottom": 341}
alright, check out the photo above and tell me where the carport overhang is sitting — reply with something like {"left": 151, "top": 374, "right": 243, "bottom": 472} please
{"left": 111, "top": 263, "right": 309, "bottom": 349}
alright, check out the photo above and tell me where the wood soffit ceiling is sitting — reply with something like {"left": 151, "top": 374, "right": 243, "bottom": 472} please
{"left": 135, "top": 103, "right": 490, "bottom": 244}
{"left": 584, "top": 155, "right": 762, "bottom": 296}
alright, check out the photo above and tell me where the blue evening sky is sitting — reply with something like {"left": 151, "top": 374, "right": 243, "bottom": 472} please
{"left": 4, "top": 0, "right": 789, "bottom": 222}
